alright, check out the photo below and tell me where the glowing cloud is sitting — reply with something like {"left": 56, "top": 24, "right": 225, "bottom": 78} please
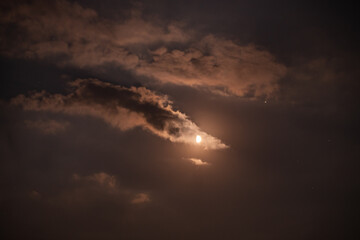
{"left": 187, "top": 158, "right": 209, "bottom": 166}
{"left": 0, "top": 1, "right": 286, "bottom": 98}
{"left": 131, "top": 193, "right": 150, "bottom": 204}
{"left": 12, "top": 79, "right": 228, "bottom": 149}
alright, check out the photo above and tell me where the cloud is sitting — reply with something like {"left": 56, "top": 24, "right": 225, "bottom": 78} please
{"left": 279, "top": 58, "right": 341, "bottom": 106}
{"left": 25, "top": 119, "right": 69, "bottom": 134}
{"left": 73, "top": 172, "right": 117, "bottom": 190}
{"left": 72, "top": 172, "right": 150, "bottom": 204}
{"left": 55, "top": 172, "right": 150, "bottom": 205}
{"left": 0, "top": 0, "right": 188, "bottom": 68}
{"left": 187, "top": 158, "right": 209, "bottom": 166}
{"left": 11, "top": 79, "right": 228, "bottom": 149}
{"left": 137, "top": 35, "right": 287, "bottom": 97}
{"left": 0, "top": 1, "right": 286, "bottom": 98}
{"left": 131, "top": 193, "right": 150, "bottom": 204}
{"left": 29, "top": 190, "right": 41, "bottom": 200}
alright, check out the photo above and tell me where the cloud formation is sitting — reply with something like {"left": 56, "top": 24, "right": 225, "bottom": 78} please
{"left": 12, "top": 79, "right": 227, "bottom": 149}
{"left": 73, "top": 172, "right": 117, "bottom": 190}
{"left": 0, "top": 0, "right": 286, "bottom": 97}
{"left": 131, "top": 193, "right": 150, "bottom": 204}
{"left": 187, "top": 158, "right": 209, "bottom": 166}
{"left": 64, "top": 172, "right": 150, "bottom": 205}
{"left": 25, "top": 119, "right": 69, "bottom": 135}
{"left": 137, "top": 35, "right": 286, "bottom": 97}
{"left": 0, "top": 0, "right": 187, "bottom": 68}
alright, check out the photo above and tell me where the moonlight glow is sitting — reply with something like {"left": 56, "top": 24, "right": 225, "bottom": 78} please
{"left": 196, "top": 135, "right": 202, "bottom": 143}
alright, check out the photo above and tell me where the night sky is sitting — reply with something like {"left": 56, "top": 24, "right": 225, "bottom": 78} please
{"left": 0, "top": 1, "right": 359, "bottom": 239}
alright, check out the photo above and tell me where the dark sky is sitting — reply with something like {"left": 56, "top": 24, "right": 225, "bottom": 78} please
{"left": 0, "top": 1, "right": 359, "bottom": 239}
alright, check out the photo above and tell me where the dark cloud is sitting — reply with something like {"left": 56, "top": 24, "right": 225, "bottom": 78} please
{"left": 69, "top": 172, "right": 150, "bottom": 205}
{"left": 11, "top": 78, "right": 227, "bottom": 149}
{"left": 0, "top": 0, "right": 286, "bottom": 98}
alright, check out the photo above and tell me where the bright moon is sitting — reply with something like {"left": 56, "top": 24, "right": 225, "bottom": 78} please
{"left": 196, "top": 135, "right": 202, "bottom": 143}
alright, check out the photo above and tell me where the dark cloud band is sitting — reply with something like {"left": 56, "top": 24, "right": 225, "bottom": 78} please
{"left": 12, "top": 79, "right": 228, "bottom": 149}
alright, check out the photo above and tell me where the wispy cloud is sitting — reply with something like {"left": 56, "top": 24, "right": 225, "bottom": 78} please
{"left": 25, "top": 119, "right": 69, "bottom": 135}
{"left": 69, "top": 172, "right": 150, "bottom": 204}
{"left": 137, "top": 35, "right": 286, "bottom": 97}
{"left": 187, "top": 158, "right": 209, "bottom": 166}
{"left": 73, "top": 172, "right": 117, "bottom": 190}
{"left": 131, "top": 193, "right": 150, "bottom": 204}
{"left": 12, "top": 79, "right": 228, "bottom": 149}
{"left": 0, "top": 0, "right": 286, "bottom": 98}
{"left": 0, "top": 0, "right": 188, "bottom": 68}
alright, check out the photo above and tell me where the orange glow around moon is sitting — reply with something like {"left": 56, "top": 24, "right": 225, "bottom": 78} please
{"left": 196, "top": 135, "right": 202, "bottom": 143}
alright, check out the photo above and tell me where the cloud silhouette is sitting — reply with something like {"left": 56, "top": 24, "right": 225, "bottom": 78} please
{"left": 12, "top": 79, "right": 228, "bottom": 149}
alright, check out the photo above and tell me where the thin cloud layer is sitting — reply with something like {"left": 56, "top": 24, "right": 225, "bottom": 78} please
{"left": 73, "top": 172, "right": 117, "bottom": 190}
{"left": 59, "top": 172, "right": 150, "bottom": 205}
{"left": 138, "top": 35, "right": 286, "bottom": 97}
{"left": 131, "top": 193, "right": 150, "bottom": 204}
{"left": 187, "top": 158, "right": 209, "bottom": 166}
{"left": 12, "top": 79, "right": 228, "bottom": 149}
{"left": 0, "top": 0, "right": 286, "bottom": 98}
{"left": 0, "top": 0, "right": 188, "bottom": 68}
{"left": 25, "top": 119, "right": 69, "bottom": 135}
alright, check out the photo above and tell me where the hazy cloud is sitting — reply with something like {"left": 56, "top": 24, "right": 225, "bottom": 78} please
{"left": 73, "top": 172, "right": 117, "bottom": 190}
{"left": 72, "top": 172, "right": 150, "bottom": 204}
{"left": 12, "top": 79, "right": 227, "bottom": 149}
{"left": 138, "top": 35, "right": 286, "bottom": 97}
{"left": 25, "top": 119, "right": 69, "bottom": 134}
{"left": 0, "top": 0, "right": 286, "bottom": 98}
{"left": 55, "top": 172, "right": 150, "bottom": 205}
{"left": 0, "top": 0, "right": 188, "bottom": 68}
{"left": 29, "top": 190, "right": 42, "bottom": 200}
{"left": 187, "top": 157, "right": 209, "bottom": 166}
{"left": 131, "top": 193, "right": 150, "bottom": 204}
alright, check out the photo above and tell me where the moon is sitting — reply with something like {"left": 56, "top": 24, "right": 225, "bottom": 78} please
{"left": 196, "top": 135, "right": 202, "bottom": 143}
